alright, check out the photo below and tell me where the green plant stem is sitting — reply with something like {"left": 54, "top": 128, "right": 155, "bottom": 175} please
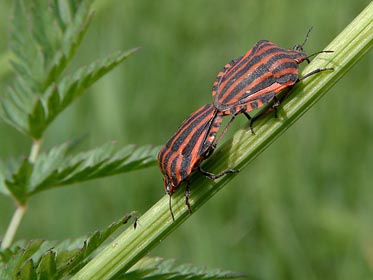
{"left": 72, "top": 3, "right": 372, "bottom": 280}
{"left": 1, "top": 204, "right": 26, "bottom": 249}
{"left": 1, "top": 139, "right": 42, "bottom": 249}
{"left": 29, "top": 139, "right": 42, "bottom": 163}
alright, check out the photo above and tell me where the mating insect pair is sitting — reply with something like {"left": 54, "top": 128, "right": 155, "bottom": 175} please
{"left": 158, "top": 30, "right": 333, "bottom": 220}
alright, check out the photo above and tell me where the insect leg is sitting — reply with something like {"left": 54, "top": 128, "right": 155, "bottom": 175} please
{"left": 272, "top": 95, "right": 281, "bottom": 118}
{"left": 168, "top": 194, "right": 175, "bottom": 221}
{"left": 185, "top": 180, "right": 193, "bottom": 214}
{"left": 198, "top": 165, "right": 239, "bottom": 180}
{"left": 133, "top": 216, "right": 139, "bottom": 229}
{"left": 242, "top": 112, "right": 257, "bottom": 134}
{"left": 214, "top": 113, "right": 237, "bottom": 146}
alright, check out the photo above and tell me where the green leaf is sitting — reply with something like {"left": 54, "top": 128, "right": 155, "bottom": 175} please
{"left": 0, "top": 0, "right": 92, "bottom": 134}
{"left": 29, "top": 142, "right": 159, "bottom": 195}
{"left": 45, "top": 0, "right": 94, "bottom": 87}
{"left": 9, "top": 0, "right": 44, "bottom": 91}
{"left": 4, "top": 158, "right": 33, "bottom": 204}
{"left": 115, "top": 257, "right": 245, "bottom": 280}
{"left": 0, "top": 240, "right": 43, "bottom": 279}
{"left": 0, "top": 213, "right": 135, "bottom": 279}
{"left": 36, "top": 250, "right": 57, "bottom": 280}
{"left": 1, "top": 142, "right": 158, "bottom": 202}
{"left": 28, "top": 47, "right": 140, "bottom": 139}
{"left": 18, "top": 259, "right": 38, "bottom": 280}
{"left": 56, "top": 213, "right": 135, "bottom": 278}
{"left": 0, "top": 82, "right": 34, "bottom": 135}
{"left": 0, "top": 0, "right": 131, "bottom": 141}
{"left": 7, "top": 0, "right": 94, "bottom": 92}
{"left": 0, "top": 158, "right": 23, "bottom": 197}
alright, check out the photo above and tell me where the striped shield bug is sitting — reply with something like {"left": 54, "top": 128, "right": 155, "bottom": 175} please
{"left": 212, "top": 29, "right": 333, "bottom": 131}
{"left": 158, "top": 104, "right": 238, "bottom": 220}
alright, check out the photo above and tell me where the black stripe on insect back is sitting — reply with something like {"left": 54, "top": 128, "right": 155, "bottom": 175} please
{"left": 221, "top": 46, "right": 283, "bottom": 91}
{"left": 166, "top": 105, "right": 212, "bottom": 153}
{"left": 173, "top": 106, "right": 214, "bottom": 152}
{"left": 179, "top": 153, "right": 191, "bottom": 181}
{"left": 219, "top": 48, "right": 298, "bottom": 105}
{"left": 266, "top": 53, "right": 297, "bottom": 70}
{"left": 166, "top": 105, "right": 217, "bottom": 184}
{"left": 169, "top": 154, "right": 180, "bottom": 184}
{"left": 174, "top": 104, "right": 210, "bottom": 134}
{"left": 218, "top": 40, "right": 268, "bottom": 83}
{"left": 221, "top": 64, "right": 271, "bottom": 104}
{"left": 253, "top": 75, "right": 277, "bottom": 94}
{"left": 176, "top": 111, "right": 221, "bottom": 183}
{"left": 218, "top": 45, "right": 284, "bottom": 102}
{"left": 228, "top": 45, "right": 284, "bottom": 82}
{"left": 182, "top": 116, "right": 212, "bottom": 156}
{"left": 159, "top": 105, "right": 215, "bottom": 175}
{"left": 178, "top": 120, "right": 213, "bottom": 181}
{"left": 271, "top": 61, "right": 298, "bottom": 74}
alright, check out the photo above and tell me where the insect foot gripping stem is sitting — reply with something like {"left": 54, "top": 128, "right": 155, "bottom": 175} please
{"left": 198, "top": 165, "right": 239, "bottom": 180}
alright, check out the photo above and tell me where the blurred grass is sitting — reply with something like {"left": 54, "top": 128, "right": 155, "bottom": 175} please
{"left": 0, "top": 0, "right": 372, "bottom": 279}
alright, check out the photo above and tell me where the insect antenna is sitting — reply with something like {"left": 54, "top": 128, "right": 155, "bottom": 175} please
{"left": 293, "top": 27, "right": 313, "bottom": 52}
{"left": 301, "top": 26, "right": 314, "bottom": 48}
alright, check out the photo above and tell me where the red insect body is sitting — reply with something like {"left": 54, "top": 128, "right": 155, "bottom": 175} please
{"left": 158, "top": 104, "right": 223, "bottom": 196}
{"left": 158, "top": 104, "right": 237, "bottom": 219}
{"left": 212, "top": 40, "right": 332, "bottom": 120}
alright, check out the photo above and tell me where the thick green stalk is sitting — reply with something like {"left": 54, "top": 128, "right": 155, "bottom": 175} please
{"left": 72, "top": 3, "right": 372, "bottom": 280}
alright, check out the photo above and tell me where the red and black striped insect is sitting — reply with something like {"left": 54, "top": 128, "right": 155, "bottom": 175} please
{"left": 158, "top": 104, "right": 237, "bottom": 220}
{"left": 212, "top": 30, "right": 333, "bottom": 130}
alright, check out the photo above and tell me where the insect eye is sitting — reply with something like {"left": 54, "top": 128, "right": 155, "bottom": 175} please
{"left": 293, "top": 44, "right": 304, "bottom": 52}
{"left": 165, "top": 180, "right": 174, "bottom": 195}
{"left": 164, "top": 178, "right": 170, "bottom": 190}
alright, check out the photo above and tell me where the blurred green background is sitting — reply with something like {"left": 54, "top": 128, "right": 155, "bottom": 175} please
{"left": 0, "top": 0, "right": 372, "bottom": 279}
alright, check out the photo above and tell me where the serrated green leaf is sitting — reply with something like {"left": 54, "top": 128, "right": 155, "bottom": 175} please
{"left": 9, "top": 0, "right": 44, "bottom": 88}
{"left": 1, "top": 0, "right": 139, "bottom": 140}
{"left": 62, "top": 143, "right": 159, "bottom": 183}
{"left": 9, "top": 0, "right": 91, "bottom": 90}
{"left": 115, "top": 257, "right": 245, "bottom": 280}
{"left": 28, "top": 47, "right": 140, "bottom": 139}
{"left": 27, "top": 142, "right": 78, "bottom": 193}
{"left": 29, "top": 1, "right": 62, "bottom": 70}
{"left": 0, "top": 248, "right": 13, "bottom": 263}
{"left": 58, "top": 214, "right": 135, "bottom": 278}
{"left": 18, "top": 259, "right": 37, "bottom": 280}
{"left": 29, "top": 142, "right": 159, "bottom": 195}
{"left": 0, "top": 213, "right": 134, "bottom": 279}
{"left": 0, "top": 158, "right": 22, "bottom": 196}
{"left": 0, "top": 0, "right": 96, "bottom": 138}
{"left": 37, "top": 250, "right": 57, "bottom": 280}
{"left": 45, "top": 0, "right": 94, "bottom": 86}
{"left": 1, "top": 142, "right": 158, "bottom": 200}
{"left": 5, "top": 158, "right": 33, "bottom": 204}
{"left": 0, "top": 240, "right": 44, "bottom": 279}
{"left": 18, "top": 240, "right": 45, "bottom": 264}
{"left": 0, "top": 84, "right": 33, "bottom": 134}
